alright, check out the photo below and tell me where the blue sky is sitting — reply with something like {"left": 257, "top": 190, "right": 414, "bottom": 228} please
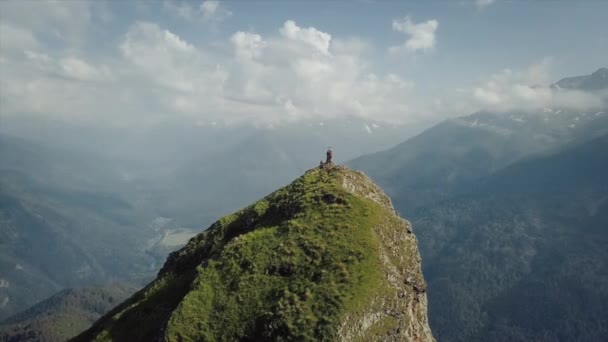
{"left": 1, "top": 0, "right": 606, "bottom": 126}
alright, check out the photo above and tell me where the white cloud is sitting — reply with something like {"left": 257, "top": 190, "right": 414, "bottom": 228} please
{"left": 120, "top": 22, "right": 226, "bottom": 93}
{"left": 163, "top": 0, "right": 231, "bottom": 24}
{"left": 0, "top": 56, "right": 124, "bottom": 122}
{"left": 468, "top": 59, "right": 605, "bottom": 112}
{"left": 200, "top": 1, "right": 231, "bottom": 22}
{"left": 230, "top": 32, "right": 266, "bottom": 61}
{"left": 162, "top": 1, "right": 194, "bottom": 20}
{"left": 223, "top": 22, "right": 375, "bottom": 121}
{"left": 1, "top": 18, "right": 422, "bottom": 125}
{"left": 0, "top": 0, "right": 92, "bottom": 45}
{"left": 476, "top": 0, "right": 496, "bottom": 9}
{"left": 0, "top": 23, "right": 39, "bottom": 57}
{"left": 1, "top": 0, "right": 604, "bottom": 131}
{"left": 152, "top": 19, "right": 417, "bottom": 123}
{"left": 279, "top": 20, "right": 332, "bottom": 56}
{"left": 390, "top": 16, "right": 438, "bottom": 54}
{"left": 24, "top": 51, "right": 52, "bottom": 65}
{"left": 59, "top": 57, "right": 112, "bottom": 82}
{"left": 20, "top": 51, "right": 112, "bottom": 82}
{"left": 331, "top": 37, "right": 371, "bottom": 56}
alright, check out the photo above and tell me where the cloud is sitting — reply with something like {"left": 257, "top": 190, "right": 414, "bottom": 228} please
{"left": 19, "top": 50, "right": 113, "bottom": 83}
{"left": 120, "top": 22, "right": 226, "bottom": 93}
{"left": 58, "top": 57, "right": 113, "bottom": 82}
{"left": 162, "top": 1, "right": 194, "bottom": 20}
{"left": 475, "top": 0, "right": 496, "bottom": 9}
{"left": 163, "top": 0, "right": 231, "bottom": 24}
{"left": 468, "top": 59, "right": 605, "bottom": 112}
{"left": 230, "top": 32, "right": 266, "bottom": 61}
{"left": 221, "top": 20, "right": 417, "bottom": 122}
{"left": 0, "top": 0, "right": 92, "bottom": 45}
{"left": 0, "top": 23, "right": 39, "bottom": 55}
{"left": 0, "top": 53, "right": 124, "bottom": 122}
{"left": 115, "top": 19, "right": 418, "bottom": 123}
{"left": 279, "top": 20, "right": 332, "bottom": 56}
{"left": 389, "top": 16, "right": 438, "bottom": 54}
{"left": 331, "top": 37, "right": 371, "bottom": 56}
{"left": 1, "top": 17, "right": 421, "bottom": 125}
{"left": 200, "top": 0, "right": 232, "bottom": 23}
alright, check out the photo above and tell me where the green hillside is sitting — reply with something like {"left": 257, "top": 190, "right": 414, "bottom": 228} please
{"left": 74, "top": 167, "right": 434, "bottom": 341}
{"left": 0, "top": 285, "right": 134, "bottom": 342}
{"left": 414, "top": 134, "right": 608, "bottom": 341}
{"left": 0, "top": 169, "right": 155, "bottom": 320}
{"left": 0, "top": 134, "right": 166, "bottom": 320}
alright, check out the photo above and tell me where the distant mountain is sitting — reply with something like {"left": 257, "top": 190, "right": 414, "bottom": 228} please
{"left": 1, "top": 115, "right": 415, "bottom": 168}
{"left": 0, "top": 171, "right": 154, "bottom": 321}
{"left": 74, "top": 167, "right": 434, "bottom": 341}
{"left": 350, "top": 69, "right": 608, "bottom": 341}
{"left": 161, "top": 117, "right": 417, "bottom": 226}
{"left": 350, "top": 107, "right": 608, "bottom": 214}
{"left": 0, "top": 285, "right": 134, "bottom": 342}
{"left": 0, "top": 135, "right": 157, "bottom": 320}
{"left": 553, "top": 67, "right": 608, "bottom": 91}
{"left": 2, "top": 115, "right": 417, "bottom": 228}
{"left": 414, "top": 134, "right": 608, "bottom": 341}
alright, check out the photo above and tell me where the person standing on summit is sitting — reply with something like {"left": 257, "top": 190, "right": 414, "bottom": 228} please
{"left": 319, "top": 147, "right": 334, "bottom": 169}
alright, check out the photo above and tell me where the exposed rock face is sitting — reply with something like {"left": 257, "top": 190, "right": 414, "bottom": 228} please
{"left": 338, "top": 169, "right": 434, "bottom": 341}
{"left": 73, "top": 167, "right": 433, "bottom": 341}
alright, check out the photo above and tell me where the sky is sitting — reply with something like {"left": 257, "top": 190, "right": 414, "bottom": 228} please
{"left": 0, "top": 0, "right": 607, "bottom": 127}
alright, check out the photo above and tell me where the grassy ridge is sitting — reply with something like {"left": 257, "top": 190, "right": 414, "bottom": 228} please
{"left": 77, "top": 168, "right": 389, "bottom": 341}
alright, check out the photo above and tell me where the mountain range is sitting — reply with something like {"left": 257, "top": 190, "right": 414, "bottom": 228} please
{"left": 0, "top": 134, "right": 162, "bottom": 321}
{"left": 1, "top": 68, "right": 606, "bottom": 341}
{"left": 350, "top": 67, "right": 608, "bottom": 341}
{"left": 0, "top": 285, "right": 134, "bottom": 342}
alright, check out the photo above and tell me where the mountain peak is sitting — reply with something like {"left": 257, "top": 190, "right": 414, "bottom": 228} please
{"left": 592, "top": 67, "right": 608, "bottom": 77}
{"left": 74, "top": 167, "right": 434, "bottom": 341}
{"left": 594, "top": 68, "right": 608, "bottom": 75}
{"left": 553, "top": 67, "right": 608, "bottom": 91}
